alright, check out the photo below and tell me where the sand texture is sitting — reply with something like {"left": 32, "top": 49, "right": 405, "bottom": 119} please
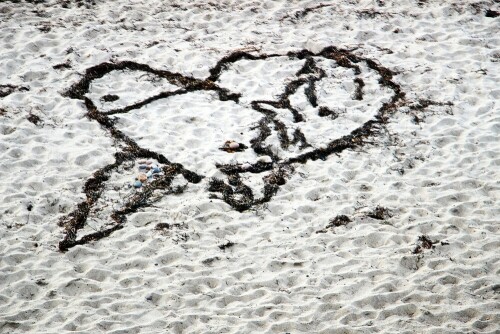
{"left": 0, "top": 0, "right": 499, "bottom": 333}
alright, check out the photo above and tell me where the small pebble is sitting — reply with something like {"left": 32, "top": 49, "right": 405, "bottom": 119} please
{"left": 138, "top": 159, "right": 147, "bottom": 164}
{"left": 257, "top": 156, "right": 273, "bottom": 163}
{"left": 133, "top": 181, "right": 142, "bottom": 188}
{"left": 229, "top": 142, "right": 240, "bottom": 149}
{"left": 138, "top": 173, "right": 147, "bottom": 182}
{"left": 146, "top": 170, "right": 153, "bottom": 178}
{"left": 152, "top": 167, "right": 162, "bottom": 173}
{"left": 146, "top": 160, "right": 153, "bottom": 165}
{"left": 138, "top": 164, "right": 148, "bottom": 170}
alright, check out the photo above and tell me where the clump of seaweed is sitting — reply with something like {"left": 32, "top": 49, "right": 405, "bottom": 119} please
{"left": 353, "top": 78, "right": 365, "bottom": 100}
{"left": 218, "top": 241, "right": 235, "bottom": 251}
{"left": 412, "top": 235, "right": 440, "bottom": 254}
{"left": 53, "top": 61, "right": 72, "bottom": 70}
{"left": 27, "top": 113, "right": 42, "bottom": 126}
{"left": 202, "top": 256, "right": 221, "bottom": 266}
{"left": 317, "top": 215, "right": 352, "bottom": 233}
{"left": 485, "top": 9, "right": 499, "bottom": 18}
{"left": 100, "top": 94, "right": 119, "bottom": 102}
{"left": 367, "top": 205, "right": 392, "bottom": 220}
{"left": 0, "top": 84, "right": 29, "bottom": 98}
{"left": 208, "top": 177, "right": 228, "bottom": 193}
{"left": 318, "top": 106, "right": 339, "bottom": 119}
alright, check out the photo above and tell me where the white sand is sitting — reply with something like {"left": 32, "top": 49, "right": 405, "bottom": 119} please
{"left": 0, "top": 0, "right": 499, "bottom": 333}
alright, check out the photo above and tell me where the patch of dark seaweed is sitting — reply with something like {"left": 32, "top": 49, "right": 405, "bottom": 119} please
{"left": 412, "top": 235, "right": 440, "bottom": 254}
{"left": 281, "top": 3, "right": 336, "bottom": 22}
{"left": 208, "top": 178, "right": 229, "bottom": 193}
{"left": 27, "top": 113, "right": 42, "bottom": 125}
{"left": 53, "top": 61, "right": 72, "bottom": 70}
{"left": 218, "top": 241, "right": 235, "bottom": 251}
{"left": 353, "top": 78, "right": 365, "bottom": 100}
{"left": 0, "top": 84, "right": 29, "bottom": 98}
{"left": 263, "top": 167, "right": 289, "bottom": 186}
{"left": 367, "top": 205, "right": 392, "bottom": 220}
{"left": 318, "top": 106, "right": 339, "bottom": 119}
{"left": 273, "top": 119, "right": 290, "bottom": 149}
{"left": 296, "top": 57, "right": 317, "bottom": 76}
{"left": 317, "top": 215, "right": 352, "bottom": 233}
{"left": 291, "top": 128, "right": 310, "bottom": 150}
{"left": 202, "top": 256, "right": 221, "bottom": 266}
{"left": 100, "top": 94, "right": 119, "bottom": 102}
{"left": 485, "top": 9, "right": 499, "bottom": 18}
{"left": 154, "top": 222, "right": 184, "bottom": 231}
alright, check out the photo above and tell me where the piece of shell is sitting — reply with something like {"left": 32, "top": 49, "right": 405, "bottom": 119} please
{"left": 228, "top": 142, "right": 239, "bottom": 149}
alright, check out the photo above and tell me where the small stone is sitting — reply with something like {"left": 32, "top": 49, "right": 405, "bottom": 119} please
{"left": 146, "top": 170, "right": 153, "bottom": 178}
{"left": 257, "top": 156, "right": 273, "bottom": 163}
{"left": 146, "top": 160, "right": 153, "bottom": 165}
{"left": 138, "top": 173, "right": 147, "bottom": 182}
{"left": 138, "top": 164, "right": 148, "bottom": 170}
{"left": 229, "top": 142, "right": 239, "bottom": 149}
{"left": 133, "top": 181, "right": 142, "bottom": 188}
{"left": 138, "top": 159, "right": 147, "bottom": 164}
{"left": 152, "top": 167, "right": 162, "bottom": 173}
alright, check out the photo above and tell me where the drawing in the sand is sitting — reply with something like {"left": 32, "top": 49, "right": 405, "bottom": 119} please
{"left": 58, "top": 46, "right": 409, "bottom": 251}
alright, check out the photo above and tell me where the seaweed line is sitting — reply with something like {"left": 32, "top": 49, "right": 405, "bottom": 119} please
{"left": 59, "top": 46, "right": 436, "bottom": 251}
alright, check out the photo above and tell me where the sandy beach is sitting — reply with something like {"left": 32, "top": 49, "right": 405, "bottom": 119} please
{"left": 0, "top": 0, "right": 498, "bottom": 333}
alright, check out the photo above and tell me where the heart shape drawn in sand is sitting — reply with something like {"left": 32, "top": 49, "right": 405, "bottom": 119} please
{"left": 58, "top": 47, "right": 409, "bottom": 251}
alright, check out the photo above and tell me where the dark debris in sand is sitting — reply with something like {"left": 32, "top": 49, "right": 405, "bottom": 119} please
{"left": 27, "top": 113, "right": 42, "bottom": 126}
{"left": 412, "top": 235, "right": 447, "bottom": 254}
{"left": 367, "top": 205, "right": 392, "bottom": 220}
{"left": 100, "top": 94, "right": 119, "bottom": 102}
{"left": 0, "top": 84, "right": 29, "bottom": 98}
{"left": 218, "top": 241, "right": 235, "bottom": 251}
{"left": 316, "top": 215, "right": 352, "bottom": 233}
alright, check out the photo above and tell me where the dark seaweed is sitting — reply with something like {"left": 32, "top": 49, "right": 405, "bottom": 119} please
{"left": 367, "top": 205, "right": 392, "bottom": 220}
{"left": 316, "top": 215, "right": 352, "bottom": 233}
{"left": 100, "top": 94, "right": 119, "bottom": 102}
{"left": 218, "top": 241, "right": 235, "bottom": 251}
{"left": 0, "top": 84, "right": 29, "bottom": 98}
{"left": 485, "top": 9, "right": 499, "bottom": 18}
{"left": 27, "top": 113, "right": 42, "bottom": 125}
{"left": 412, "top": 235, "right": 440, "bottom": 254}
